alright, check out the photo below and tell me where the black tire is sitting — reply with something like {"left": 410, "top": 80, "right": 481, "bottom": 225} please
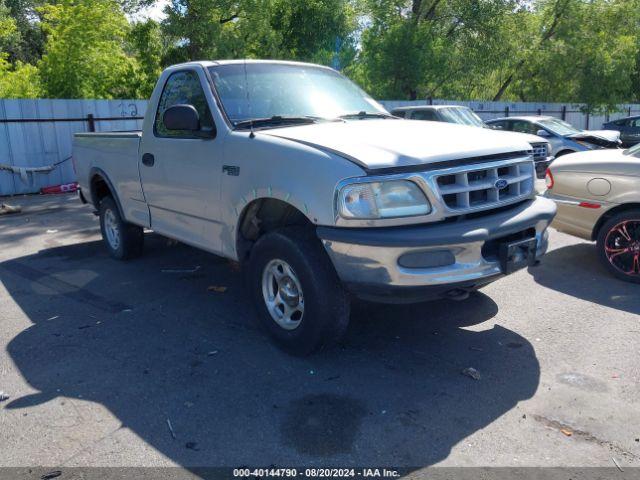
{"left": 247, "top": 227, "right": 350, "bottom": 356}
{"left": 596, "top": 209, "right": 640, "bottom": 284}
{"left": 99, "top": 196, "right": 144, "bottom": 260}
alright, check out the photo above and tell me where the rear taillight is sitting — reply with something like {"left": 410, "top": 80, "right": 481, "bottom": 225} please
{"left": 545, "top": 168, "right": 554, "bottom": 189}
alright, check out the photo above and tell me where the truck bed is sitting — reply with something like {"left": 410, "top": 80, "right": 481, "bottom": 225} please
{"left": 73, "top": 131, "right": 150, "bottom": 227}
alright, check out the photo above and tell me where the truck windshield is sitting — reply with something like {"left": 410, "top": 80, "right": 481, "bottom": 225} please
{"left": 439, "top": 107, "right": 485, "bottom": 127}
{"left": 208, "top": 63, "right": 387, "bottom": 126}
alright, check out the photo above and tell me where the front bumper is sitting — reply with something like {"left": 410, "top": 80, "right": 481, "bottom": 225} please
{"left": 317, "top": 196, "right": 557, "bottom": 303}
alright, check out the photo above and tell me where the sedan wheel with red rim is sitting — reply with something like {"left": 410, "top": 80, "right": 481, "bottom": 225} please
{"left": 597, "top": 210, "right": 640, "bottom": 283}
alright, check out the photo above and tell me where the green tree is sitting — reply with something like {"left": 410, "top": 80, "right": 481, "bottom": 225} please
{"left": 2, "top": 0, "right": 45, "bottom": 64}
{"left": 0, "top": 0, "right": 41, "bottom": 97}
{"left": 354, "top": 0, "right": 524, "bottom": 100}
{"left": 38, "top": 0, "right": 139, "bottom": 98}
{"left": 129, "top": 19, "right": 164, "bottom": 96}
{"left": 161, "top": 0, "right": 271, "bottom": 63}
{"left": 491, "top": 0, "right": 640, "bottom": 107}
{"left": 268, "top": 0, "right": 358, "bottom": 65}
{"left": 0, "top": 58, "right": 41, "bottom": 97}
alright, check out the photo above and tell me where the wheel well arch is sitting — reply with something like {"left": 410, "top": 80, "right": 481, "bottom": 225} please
{"left": 89, "top": 168, "right": 124, "bottom": 216}
{"left": 235, "top": 198, "right": 313, "bottom": 261}
{"left": 592, "top": 203, "right": 640, "bottom": 240}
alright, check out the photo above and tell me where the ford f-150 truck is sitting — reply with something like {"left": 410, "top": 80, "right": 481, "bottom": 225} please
{"left": 74, "top": 60, "right": 557, "bottom": 355}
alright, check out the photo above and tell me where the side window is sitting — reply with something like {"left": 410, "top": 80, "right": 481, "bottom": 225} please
{"left": 511, "top": 120, "right": 536, "bottom": 135}
{"left": 631, "top": 119, "right": 640, "bottom": 128}
{"left": 392, "top": 110, "right": 406, "bottom": 118}
{"left": 155, "top": 70, "right": 214, "bottom": 138}
{"left": 411, "top": 110, "right": 438, "bottom": 121}
{"left": 488, "top": 120, "right": 506, "bottom": 130}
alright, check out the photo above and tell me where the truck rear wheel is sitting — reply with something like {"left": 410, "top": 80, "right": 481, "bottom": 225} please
{"left": 99, "top": 196, "right": 144, "bottom": 260}
{"left": 247, "top": 227, "right": 350, "bottom": 356}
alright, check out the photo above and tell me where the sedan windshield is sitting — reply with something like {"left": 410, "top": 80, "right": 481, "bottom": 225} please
{"left": 439, "top": 107, "right": 485, "bottom": 127}
{"left": 537, "top": 118, "right": 581, "bottom": 136}
{"left": 208, "top": 63, "right": 387, "bottom": 127}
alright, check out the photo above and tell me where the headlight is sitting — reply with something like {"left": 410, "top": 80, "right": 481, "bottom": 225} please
{"left": 338, "top": 179, "right": 431, "bottom": 219}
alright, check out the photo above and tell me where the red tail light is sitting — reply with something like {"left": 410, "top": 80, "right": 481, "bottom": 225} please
{"left": 545, "top": 168, "right": 554, "bottom": 189}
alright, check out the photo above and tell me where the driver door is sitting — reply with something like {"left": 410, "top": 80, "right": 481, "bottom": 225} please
{"left": 139, "top": 69, "right": 223, "bottom": 253}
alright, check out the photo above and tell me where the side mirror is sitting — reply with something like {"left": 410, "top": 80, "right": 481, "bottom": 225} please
{"left": 536, "top": 129, "right": 550, "bottom": 137}
{"left": 163, "top": 104, "right": 200, "bottom": 131}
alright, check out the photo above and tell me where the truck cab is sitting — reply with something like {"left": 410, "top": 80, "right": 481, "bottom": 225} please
{"left": 74, "top": 60, "right": 556, "bottom": 355}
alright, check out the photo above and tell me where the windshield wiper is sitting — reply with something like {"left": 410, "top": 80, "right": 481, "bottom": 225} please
{"left": 234, "top": 116, "right": 320, "bottom": 130}
{"left": 338, "top": 111, "right": 396, "bottom": 120}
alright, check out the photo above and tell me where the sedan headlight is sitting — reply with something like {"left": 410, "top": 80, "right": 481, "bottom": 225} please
{"left": 338, "top": 179, "right": 431, "bottom": 219}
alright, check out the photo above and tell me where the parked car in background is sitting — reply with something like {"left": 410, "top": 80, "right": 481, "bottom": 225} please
{"left": 544, "top": 144, "right": 640, "bottom": 283}
{"left": 73, "top": 60, "right": 556, "bottom": 355}
{"left": 602, "top": 115, "right": 640, "bottom": 148}
{"left": 486, "top": 116, "right": 622, "bottom": 158}
{"left": 391, "top": 105, "right": 553, "bottom": 178}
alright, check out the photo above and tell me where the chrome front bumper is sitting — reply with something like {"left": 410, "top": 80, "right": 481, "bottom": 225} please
{"left": 317, "top": 196, "right": 556, "bottom": 302}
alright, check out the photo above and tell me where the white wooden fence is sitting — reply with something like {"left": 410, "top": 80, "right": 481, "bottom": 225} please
{"left": 0, "top": 98, "right": 638, "bottom": 196}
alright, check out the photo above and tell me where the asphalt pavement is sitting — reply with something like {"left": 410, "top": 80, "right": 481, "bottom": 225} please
{"left": 0, "top": 193, "right": 639, "bottom": 473}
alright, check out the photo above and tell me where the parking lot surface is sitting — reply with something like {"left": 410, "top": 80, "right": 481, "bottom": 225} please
{"left": 0, "top": 194, "right": 639, "bottom": 471}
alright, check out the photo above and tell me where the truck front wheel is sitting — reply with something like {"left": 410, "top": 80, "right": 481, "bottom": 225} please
{"left": 247, "top": 227, "right": 350, "bottom": 355}
{"left": 99, "top": 196, "right": 144, "bottom": 260}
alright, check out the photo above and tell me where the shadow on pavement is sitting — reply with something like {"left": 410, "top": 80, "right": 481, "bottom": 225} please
{"left": 1, "top": 235, "right": 540, "bottom": 466}
{"left": 530, "top": 243, "right": 640, "bottom": 315}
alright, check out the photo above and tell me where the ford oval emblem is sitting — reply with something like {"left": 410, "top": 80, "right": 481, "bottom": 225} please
{"left": 495, "top": 179, "right": 508, "bottom": 190}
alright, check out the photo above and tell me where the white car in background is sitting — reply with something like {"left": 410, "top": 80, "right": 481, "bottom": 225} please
{"left": 392, "top": 105, "right": 553, "bottom": 178}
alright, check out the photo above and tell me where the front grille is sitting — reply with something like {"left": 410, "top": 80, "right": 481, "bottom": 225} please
{"left": 530, "top": 142, "right": 548, "bottom": 161}
{"left": 434, "top": 159, "right": 534, "bottom": 214}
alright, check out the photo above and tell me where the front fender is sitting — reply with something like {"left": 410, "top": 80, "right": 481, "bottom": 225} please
{"left": 217, "top": 132, "right": 365, "bottom": 259}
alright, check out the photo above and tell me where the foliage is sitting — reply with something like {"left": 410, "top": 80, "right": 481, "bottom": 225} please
{"left": 37, "top": 0, "right": 139, "bottom": 98}
{"left": 0, "top": 0, "right": 639, "bottom": 106}
{"left": 0, "top": 56, "right": 41, "bottom": 97}
{"left": 129, "top": 19, "right": 163, "bottom": 97}
{"left": 268, "top": 0, "right": 357, "bottom": 65}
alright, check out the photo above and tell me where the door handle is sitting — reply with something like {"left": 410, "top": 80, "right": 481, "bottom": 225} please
{"left": 142, "top": 153, "right": 155, "bottom": 167}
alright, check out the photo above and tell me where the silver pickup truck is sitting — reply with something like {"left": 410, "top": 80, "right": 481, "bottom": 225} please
{"left": 74, "top": 60, "right": 557, "bottom": 355}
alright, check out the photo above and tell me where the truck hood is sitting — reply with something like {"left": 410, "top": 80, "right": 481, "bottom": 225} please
{"left": 495, "top": 130, "right": 548, "bottom": 145}
{"left": 262, "top": 119, "right": 532, "bottom": 171}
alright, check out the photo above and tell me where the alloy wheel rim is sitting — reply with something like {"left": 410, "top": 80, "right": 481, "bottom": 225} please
{"left": 261, "top": 259, "right": 304, "bottom": 330}
{"left": 104, "top": 208, "right": 121, "bottom": 250}
{"left": 604, "top": 219, "right": 640, "bottom": 276}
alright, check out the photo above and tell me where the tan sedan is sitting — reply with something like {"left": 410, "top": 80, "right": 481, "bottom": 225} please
{"left": 544, "top": 144, "right": 640, "bottom": 283}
